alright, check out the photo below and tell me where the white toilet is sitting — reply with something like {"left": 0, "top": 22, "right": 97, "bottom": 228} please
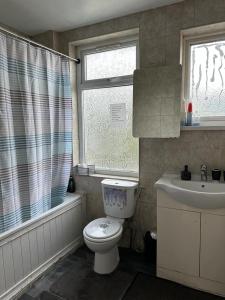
{"left": 83, "top": 179, "right": 138, "bottom": 274}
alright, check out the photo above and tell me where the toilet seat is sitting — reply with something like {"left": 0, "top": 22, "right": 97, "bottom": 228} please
{"left": 84, "top": 217, "right": 122, "bottom": 240}
{"left": 84, "top": 226, "right": 123, "bottom": 243}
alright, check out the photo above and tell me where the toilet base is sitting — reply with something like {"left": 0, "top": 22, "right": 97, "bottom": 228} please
{"left": 94, "top": 246, "right": 120, "bottom": 274}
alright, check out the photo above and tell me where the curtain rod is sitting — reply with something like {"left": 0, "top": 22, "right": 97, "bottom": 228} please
{"left": 0, "top": 25, "right": 80, "bottom": 64}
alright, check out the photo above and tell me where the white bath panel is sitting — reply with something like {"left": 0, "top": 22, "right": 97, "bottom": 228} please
{"left": 36, "top": 225, "right": 45, "bottom": 265}
{"left": 43, "top": 222, "right": 51, "bottom": 259}
{"left": 55, "top": 215, "right": 63, "bottom": 252}
{"left": 49, "top": 218, "right": 57, "bottom": 257}
{"left": 0, "top": 193, "right": 85, "bottom": 300}
{"left": 29, "top": 230, "right": 39, "bottom": 269}
{"left": 61, "top": 210, "right": 71, "bottom": 246}
{"left": 12, "top": 238, "right": 23, "bottom": 282}
{"left": 2, "top": 242, "right": 15, "bottom": 290}
{"left": 72, "top": 206, "right": 82, "bottom": 238}
{"left": 0, "top": 247, "right": 5, "bottom": 294}
{"left": 21, "top": 234, "right": 32, "bottom": 276}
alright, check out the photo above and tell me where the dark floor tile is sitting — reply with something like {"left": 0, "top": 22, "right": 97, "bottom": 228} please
{"left": 18, "top": 294, "right": 36, "bottom": 300}
{"left": 68, "top": 245, "right": 94, "bottom": 264}
{"left": 119, "top": 248, "right": 155, "bottom": 276}
{"left": 20, "top": 259, "right": 78, "bottom": 298}
{"left": 23, "top": 276, "right": 56, "bottom": 298}
{"left": 123, "top": 273, "right": 223, "bottom": 300}
{"left": 49, "top": 257, "right": 92, "bottom": 299}
{"left": 19, "top": 246, "right": 153, "bottom": 300}
{"left": 39, "top": 291, "right": 64, "bottom": 300}
{"left": 50, "top": 262, "right": 136, "bottom": 300}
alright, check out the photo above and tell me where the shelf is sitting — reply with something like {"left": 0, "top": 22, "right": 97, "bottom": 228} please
{"left": 181, "top": 125, "right": 225, "bottom": 131}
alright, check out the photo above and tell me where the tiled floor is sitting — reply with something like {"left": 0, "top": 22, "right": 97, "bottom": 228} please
{"left": 19, "top": 246, "right": 223, "bottom": 300}
{"left": 18, "top": 246, "right": 154, "bottom": 300}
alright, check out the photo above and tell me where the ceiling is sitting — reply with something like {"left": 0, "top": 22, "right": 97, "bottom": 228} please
{"left": 0, "top": 0, "right": 182, "bottom": 35}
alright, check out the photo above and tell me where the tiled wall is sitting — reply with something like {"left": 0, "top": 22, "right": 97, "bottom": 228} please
{"left": 33, "top": 0, "right": 225, "bottom": 250}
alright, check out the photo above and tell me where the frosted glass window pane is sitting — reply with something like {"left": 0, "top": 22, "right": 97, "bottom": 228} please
{"left": 85, "top": 46, "right": 136, "bottom": 80}
{"left": 82, "top": 86, "right": 138, "bottom": 172}
{"left": 189, "top": 40, "right": 225, "bottom": 117}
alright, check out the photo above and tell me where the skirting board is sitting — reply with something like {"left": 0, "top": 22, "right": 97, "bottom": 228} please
{"left": 1, "top": 236, "right": 83, "bottom": 300}
{"left": 157, "top": 267, "right": 225, "bottom": 298}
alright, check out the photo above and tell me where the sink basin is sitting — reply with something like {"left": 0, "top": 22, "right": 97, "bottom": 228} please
{"left": 155, "top": 174, "right": 225, "bottom": 209}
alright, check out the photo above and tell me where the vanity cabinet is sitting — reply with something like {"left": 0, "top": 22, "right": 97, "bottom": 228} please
{"left": 201, "top": 214, "right": 225, "bottom": 284}
{"left": 157, "top": 190, "right": 225, "bottom": 297}
{"left": 157, "top": 207, "right": 200, "bottom": 276}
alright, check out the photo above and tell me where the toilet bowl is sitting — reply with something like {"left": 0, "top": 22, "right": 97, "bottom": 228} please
{"left": 83, "top": 217, "right": 123, "bottom": 274}
{"left": 83, "top": 179, "right": 138, "bottom": 274}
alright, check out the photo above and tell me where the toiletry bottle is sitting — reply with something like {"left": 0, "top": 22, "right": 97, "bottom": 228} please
{"left": 181, "top": 165, "right": 191, "bottom": 180}
{"left": 186, "top": 102, "right": 192, "bottom": 126}
{"left": 212, "top": 169, "right": 221, "bottom": 181}
{"left": 67, "top": 176, "right": 76, "bottom": 193}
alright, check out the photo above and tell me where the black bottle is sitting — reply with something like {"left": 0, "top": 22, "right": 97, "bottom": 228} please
{"left": 181, "top": 165, "right": 191, "bottom": 181}
{"left": 212, "top": 169, "right": 221, "bottom": 181}
{"left": 67, "top": 176, "right": 76, "bottom": 193}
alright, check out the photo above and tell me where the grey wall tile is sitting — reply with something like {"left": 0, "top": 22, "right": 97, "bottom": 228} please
{"left": 182, "top": 0, "right": 195, "bottom": 29}
{"left": 195, "top": 0, "right": 225, "bottom": 26}
{"left": 165, "top": 33, "right": 180, "bottom": 65}
{"left": 140, "top": 7, "right": 166, "bottom": 40}
{"left": 139, "top": 139, "right": 165, "bottom": 175}
{"left": 140, "top": 37, "right": 166, "bottom": 67}
{"left": 166, "top": 2, "right": 184, "bottom": 35}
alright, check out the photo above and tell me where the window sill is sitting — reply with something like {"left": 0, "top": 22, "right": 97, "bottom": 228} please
{"left": 181, "top": 125, "right": 225, "bottom": 131}
{"left": 76, "top": 172, "right": 139, "bottom": 182}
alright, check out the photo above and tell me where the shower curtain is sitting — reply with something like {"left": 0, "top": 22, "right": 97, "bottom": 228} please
{"left": 0, "top": 32, "right": 72, "bottom": 233}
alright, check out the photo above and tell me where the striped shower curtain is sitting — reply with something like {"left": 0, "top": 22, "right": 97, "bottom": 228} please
{"left": 0, "top": 32, "right": 72, "bottom": 233}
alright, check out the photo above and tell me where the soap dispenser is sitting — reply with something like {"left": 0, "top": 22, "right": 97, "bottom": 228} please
{"left": 181, "top": 165, "right": 191, "bottom": 181}
{"left": 67, "top": 175, "right": 76, "bottom": 193}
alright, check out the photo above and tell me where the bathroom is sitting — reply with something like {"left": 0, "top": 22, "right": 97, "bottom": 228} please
{"left": 0, "top": 0, "right": 225, "bottom": 299}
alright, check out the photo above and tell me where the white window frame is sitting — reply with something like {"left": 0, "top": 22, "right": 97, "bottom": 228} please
{"left": 182, "top": 25, "right": 225, "bottom": 127}
{"left": 76, "top": 35, "right": 139, "bottom": 177}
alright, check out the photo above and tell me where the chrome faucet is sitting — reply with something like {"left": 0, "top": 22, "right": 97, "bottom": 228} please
{"left": 201, "top": 164, "right": 208, "bottom": 181}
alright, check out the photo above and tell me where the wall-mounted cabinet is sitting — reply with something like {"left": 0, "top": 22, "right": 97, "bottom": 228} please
{"left": 157, "top": 190, "right": 225, "bottom": 297}
{"left": 133, "top": 65, "right": 182, "bottom": 138}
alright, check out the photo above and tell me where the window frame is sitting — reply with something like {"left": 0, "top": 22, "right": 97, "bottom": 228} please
{"left": 182, "top": 30, "right": 225, "bottom": 126}
{"left": 76, "top": 35, "right": 139, "bottom": 177}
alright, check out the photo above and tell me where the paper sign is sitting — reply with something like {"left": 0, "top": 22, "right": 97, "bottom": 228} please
{"left": 110, "top": 103, "right": 126, "bottom": 127}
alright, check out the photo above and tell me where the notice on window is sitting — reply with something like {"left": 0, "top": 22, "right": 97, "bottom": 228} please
{"left": 110, "top": 103, "right": 126, "bottom": 127}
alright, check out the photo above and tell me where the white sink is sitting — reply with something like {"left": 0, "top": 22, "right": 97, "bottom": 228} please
{"left": 155, "top": 174, "right": 225, "bottom": 209}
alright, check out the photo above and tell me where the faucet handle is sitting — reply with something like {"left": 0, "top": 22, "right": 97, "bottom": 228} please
{"left": 201, "top": 164, "right": 207, "bottom": 171}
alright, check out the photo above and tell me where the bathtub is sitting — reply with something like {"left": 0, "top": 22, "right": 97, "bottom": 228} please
{"left": 0, "top": 192, "right": 86, "bottom": 300}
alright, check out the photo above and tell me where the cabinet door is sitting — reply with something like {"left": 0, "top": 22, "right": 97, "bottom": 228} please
{"left": 157, "top": 207, "right": 200, "bottom": 276}
{"left": 201, "top": 213, "right": 225, "bottom": 283}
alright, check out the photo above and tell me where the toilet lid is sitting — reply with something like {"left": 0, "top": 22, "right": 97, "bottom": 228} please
{"left": 84, "top": 218, "right": 121, "bottom": 239}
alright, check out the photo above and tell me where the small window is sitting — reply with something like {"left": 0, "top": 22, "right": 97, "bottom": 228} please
{"left": 85, "top": 45, "right": 136, "bottom": 80}
{"left": 184, "top": 32, "right": 225, "bottom": 125}
{"left": 77, "top": 38, "right": 139, "bottom": 176}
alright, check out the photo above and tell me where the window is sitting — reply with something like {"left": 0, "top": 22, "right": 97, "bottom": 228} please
{"left": 183, "top": 29, "right": 225, "bottom": 126}
{"left": 77, "top": 38, "right": 139, "bottom": 176}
